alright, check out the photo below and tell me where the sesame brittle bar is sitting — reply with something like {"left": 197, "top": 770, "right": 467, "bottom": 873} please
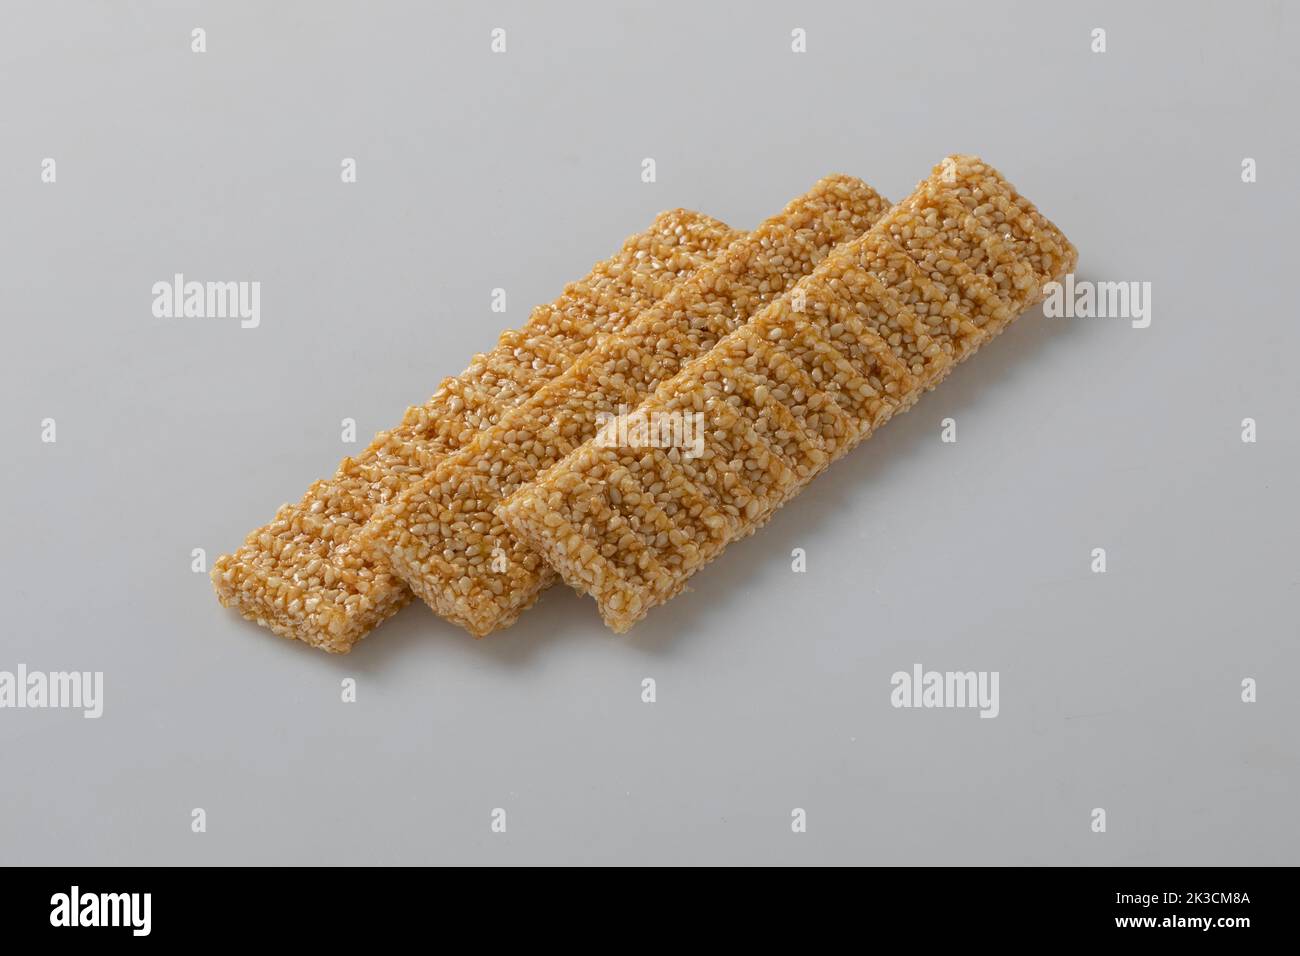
{"left": 212, "top": 209, "right": 742, "bottom": 652}
{"left": 501, "top": 155, "right": 1077, "bottom": 632}
{"left": 360, "top": 176, "right": 893, "bottom": 636}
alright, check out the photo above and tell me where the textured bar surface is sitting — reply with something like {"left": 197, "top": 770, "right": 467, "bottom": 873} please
{"left": 361, "top": 176, "right": 892, "bottom": 636}
{"left": 501, "top": 155, "right": 1078, "bottom": 632}
{"left": 212, "top": 209, "right": 742, "bottom": 652}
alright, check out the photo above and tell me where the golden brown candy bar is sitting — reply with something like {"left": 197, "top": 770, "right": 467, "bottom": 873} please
{"left": 501, "top": 155, "right": 1078, "bottom": 632}
{"left": 360, "top": 175, "right": 893, "bottom": 636}
{"left": 211, "top": 209, "right": 742, "bottom": 653}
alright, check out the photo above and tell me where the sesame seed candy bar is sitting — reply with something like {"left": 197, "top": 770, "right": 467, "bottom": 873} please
{"left": 501, "top": 155, "right": 1078, "bottom": 632}
{"left": 360, "top": 176, "right": 893, "bottom": 636}
{"left": 212, "top": 209, "right": 742, "bottom": 653}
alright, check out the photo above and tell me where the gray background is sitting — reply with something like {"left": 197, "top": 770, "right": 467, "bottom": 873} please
{"left": 2, "top": 0, "right": 1297, "bottom": 866}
